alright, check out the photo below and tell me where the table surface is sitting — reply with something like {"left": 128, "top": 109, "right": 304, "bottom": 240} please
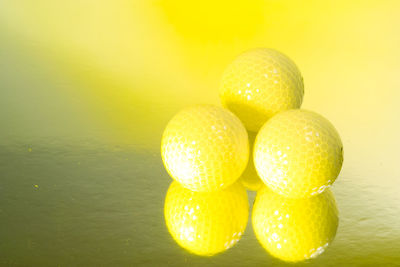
{"left": 0, "top": 1, "right": 399, "bottom": 266}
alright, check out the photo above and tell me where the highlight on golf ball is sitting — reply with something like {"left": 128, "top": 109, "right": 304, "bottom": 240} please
{"left": 161, "top": 105, "right": 249, "bottom": 192}
{"left": 238, "top": 131, "right": 264, "bottom": 191}
{"left": 252, "top": 185, "right": 339, "bottom": 262}
{"left": 254, "top": 109, "right": 343, "bottom": 199}
{"left": 219, "top": 48, "right": 304, "bottom": 132}
{"left": 164, "top": 181, "right": 249, "bottom": 256}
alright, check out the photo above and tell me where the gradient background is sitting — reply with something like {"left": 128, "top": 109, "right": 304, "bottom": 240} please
{"left": 0, "top": 1, "right": 399, "bottom": 266}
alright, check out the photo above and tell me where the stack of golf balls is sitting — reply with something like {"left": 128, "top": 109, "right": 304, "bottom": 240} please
{"left": 161, "top": 48, "right": 343, "bottom": 261}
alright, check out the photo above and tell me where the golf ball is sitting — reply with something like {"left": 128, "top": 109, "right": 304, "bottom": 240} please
{"left": 161, "top": 105, "right": 249, "bottom": 192}
{"left": 254, "top": 109, "right": 343, "bottom": 198}
{"left": 220, "top": 48, "right": 304, "bottom": 132}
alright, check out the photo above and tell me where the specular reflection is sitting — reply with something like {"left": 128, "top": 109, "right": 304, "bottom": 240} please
{"left": 164, "top": 181, "right": 249, "bottom": 256}
{"left": 252, "top": 185, "right": 339, "bottom": 262}
{"left": 163, "top": 180, "right": 339, "bottom": 262}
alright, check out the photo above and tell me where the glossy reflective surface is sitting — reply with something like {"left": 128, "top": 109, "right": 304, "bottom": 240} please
{"left": 1, "top": 1, "right": 400, "bottom": 266}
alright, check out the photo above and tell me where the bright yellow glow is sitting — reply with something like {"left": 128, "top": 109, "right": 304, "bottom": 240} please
{"left": 157, "top": 0, "right": 264, "bottom": 42}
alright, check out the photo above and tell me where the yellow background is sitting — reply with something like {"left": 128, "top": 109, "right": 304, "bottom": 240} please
{"left": 1, "top": 0, "right": 399, "bottom": 190}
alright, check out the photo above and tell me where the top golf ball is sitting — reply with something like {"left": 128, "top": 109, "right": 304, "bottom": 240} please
{"left": 220, "top": 48, "right": 304, "bottom": 132}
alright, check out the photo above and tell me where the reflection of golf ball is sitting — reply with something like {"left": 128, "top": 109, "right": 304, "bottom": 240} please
{"left": 252, "top": 186, "right": 338, "bottom": 262}
{"left": 164, "top": 181, "right": 249, "bottom": 256}
{"left": 161, "top": 105, "right": 249, "bottom": 192}
{"left": 220, "top": 48, "right": 304, "bottom": 132}
{"left": 238, "top": 132, "right": 263, "bottom": 191}
{"left": 254, "top": 109, "right": 343, "bottom": 198}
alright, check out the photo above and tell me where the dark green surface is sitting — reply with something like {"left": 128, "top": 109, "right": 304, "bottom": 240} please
{"left": 1, "top": 141, "right": 399, "bottom": 266}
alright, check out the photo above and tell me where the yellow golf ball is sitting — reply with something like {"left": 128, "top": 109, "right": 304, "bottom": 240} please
{"left": 252, "top": 186, "right": 339, "bottom": 262}
{"left": 238, "top": 132, "right": 263, "bottom": 191}
{"left": 161, "top": 105, "right": 249, "bottom": 192}
{"left": 220, "top": 48, "right": 304, "bottom": 132}
{"left": 164, "top": 181, "right": 249, "bottom": 256}
{"left": 254, "top": 109, "right": 343, "bottom": 198}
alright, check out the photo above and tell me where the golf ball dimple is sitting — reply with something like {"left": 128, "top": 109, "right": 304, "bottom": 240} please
{"left": 219, "top": 48, "right": 304, "bottom": 132}
{"left": 164, "top": 181, "right": 249, "bottom": 256}
{"left": 161, "top": 105, "right": 249, "bottom": 192}
{"left": 254, "top": 109, "right": 343, "bottom": 199}
{"left": 252, "top": 186, "right": 339, "bottom": 262}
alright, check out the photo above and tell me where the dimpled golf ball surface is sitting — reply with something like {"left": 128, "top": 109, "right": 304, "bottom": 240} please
{"left": 161, "top": 105, "right": 249, "bottom": 192}
{"left": 164, "top": 181, "right": 249, "bottom": 256}
{"left": 252, "top": 186, "right": 339, "bottom": 262}
{"left": 220, "top": 48, "right": 304, "bottom": 132}
{"left": 254, "top": 109, "right": 343, "bottom": 198}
